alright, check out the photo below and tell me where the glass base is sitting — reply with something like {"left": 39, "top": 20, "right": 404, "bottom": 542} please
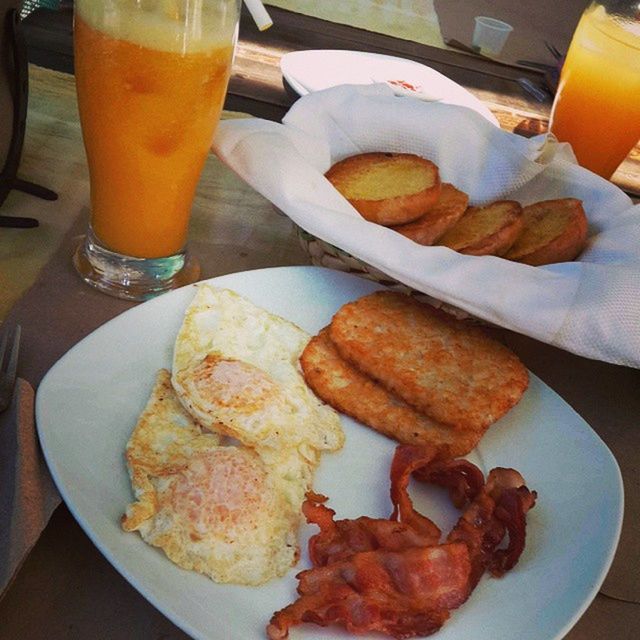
{"left": 73, "top": 229, "right": 200, "bottom": 302}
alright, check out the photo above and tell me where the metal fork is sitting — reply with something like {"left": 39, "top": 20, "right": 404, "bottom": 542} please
{"left": 0, "top": 324, "right": 21, "bottom": 413}
{"left": 516, "top": 77, "right": 552, "bottom": 103}
{"left": 544, "top": 41, "right": 563, "bottom": 61}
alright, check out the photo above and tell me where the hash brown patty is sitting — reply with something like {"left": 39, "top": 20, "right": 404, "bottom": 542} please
{"left": 300, "top": 329, "right": 482, "bottom": 458}
{"left": 329, "top": 292, "right": 529, "bottom": 431}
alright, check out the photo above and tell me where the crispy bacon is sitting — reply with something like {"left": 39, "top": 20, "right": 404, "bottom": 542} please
{"left": 447, "top": 467, "right": 537, "bottom": 586}
{"left": 305, "top": 445, "right": 442, "bottom": 567}
{"left": 304, "top": 493, "right": 441, "bottom": 567}
{"left": 409, "top": 449, "right": 537, "bottom": 587}
{"left": 266, "top": 543, "right": 471, "bottom": 640}
{"left": 267, "top": 445, "right": 537, "bottom": 639}
{"left": 389, "top": 444, "right": 443, "bottom": 537}
{"left": 412, "top": 456, "right": 485, "bottom": 508}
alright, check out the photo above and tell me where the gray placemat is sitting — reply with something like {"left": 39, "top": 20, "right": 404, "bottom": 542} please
{"left": 0, "top": 378, "right": 60, "bottom": 598}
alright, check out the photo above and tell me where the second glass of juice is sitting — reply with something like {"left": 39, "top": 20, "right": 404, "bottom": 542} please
{"left": 549, "top": 1, "right": 640, "bottom": 180}
{"left": 73, "top": 0, "right": 240, "bottom": 300}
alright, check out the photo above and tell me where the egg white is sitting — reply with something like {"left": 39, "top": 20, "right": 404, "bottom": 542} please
{"left": 123, "top": 370, "right": 315, "bottom": 585}
{"left": 171, "top": 285, "right": 344, "bottom": 453}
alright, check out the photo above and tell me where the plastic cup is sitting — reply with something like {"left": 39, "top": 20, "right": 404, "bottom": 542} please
{"left": 472, "top": 16, "right": 514, "bottom": 56}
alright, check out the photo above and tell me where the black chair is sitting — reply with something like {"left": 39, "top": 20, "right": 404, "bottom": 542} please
{"left": 0, "top": 1, "right": 57, "bottom": 227}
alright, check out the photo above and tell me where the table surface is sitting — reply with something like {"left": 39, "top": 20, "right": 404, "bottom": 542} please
{"left": 1, "top": 9, "right": 639, "bottom": 639}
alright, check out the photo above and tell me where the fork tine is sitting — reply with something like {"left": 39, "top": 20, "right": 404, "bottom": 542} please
{"left": 0, "top": 324, "right": 21, "bottom": 413}
{"left": 544, "top": 40, "right": 562, "bottom": 60}
{"left": 6, "top": 324, "right": 21, "bottom": 382}
{"left": 0, "top": 327, "right": 8, "bottom": 371}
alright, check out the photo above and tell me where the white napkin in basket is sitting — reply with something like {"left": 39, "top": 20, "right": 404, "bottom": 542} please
{"left": 213, "top": 84, "right": 640, "bottom": 367}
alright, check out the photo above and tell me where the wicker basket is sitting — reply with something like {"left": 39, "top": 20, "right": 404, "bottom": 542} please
{"left": 296, "top": 227, "right": 477, "bottom": 321}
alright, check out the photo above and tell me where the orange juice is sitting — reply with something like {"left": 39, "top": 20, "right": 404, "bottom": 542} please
{"left": 74, "top": 1, "right": 236, "bottom": 258}
{"left": 549, "top": 3, "right": 640, "bottom": 179}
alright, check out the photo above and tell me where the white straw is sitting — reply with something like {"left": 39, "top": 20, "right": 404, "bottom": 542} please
{"left": 243, "top": 0, "right": 273, "bottom": 31}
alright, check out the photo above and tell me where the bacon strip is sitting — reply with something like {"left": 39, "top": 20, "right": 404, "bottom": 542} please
{"left": 268, "top": 446, "right": 537, "bottom": 639}
{"left": 389, "top": 444, "right": 443, "bottom": 538}
{"left": 412, "top": 457, "right": 485, "bottom": 508}
{"left": 305, "top": 445, "right": 442, "bottom": 567}
{"left": 267, "top": 543, "right": 471, "bottom": 640}
{"left": 304, "top": 493, "right": 441, "bottom": 567}
{"left": 446, "top": 467, "right": 537, "bottom": 587}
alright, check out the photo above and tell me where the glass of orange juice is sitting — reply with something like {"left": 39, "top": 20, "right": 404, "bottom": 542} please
{"left": 549, "top": 1, "right": 640, "bottom": 180}
{"left": 73, "top": 0, "right": 240, "bottom": 300}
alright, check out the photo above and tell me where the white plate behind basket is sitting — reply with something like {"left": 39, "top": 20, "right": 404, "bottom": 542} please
{"left": 280, "top": 49, "right": 499, "bottom": 126}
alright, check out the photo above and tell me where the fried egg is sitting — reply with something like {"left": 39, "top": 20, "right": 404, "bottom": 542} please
{"left": 122, "top": 369, "right": 220, "bottom": 530}
{"left": 123, "top": 370, "right": 314, "bottom": 585}
{"left": 171, "top": 285, "right": 344, "bottom": 453}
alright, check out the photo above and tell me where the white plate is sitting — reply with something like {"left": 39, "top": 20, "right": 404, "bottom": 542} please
{"left": 37, "top": 266, "right": 622, "bottom": 640}
{"left": 280, "top": 49, "right": 499, "bottom": 126}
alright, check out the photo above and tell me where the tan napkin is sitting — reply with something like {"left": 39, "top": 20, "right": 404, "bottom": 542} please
{"left": 214, "top": 84, "right": 640, "bottom": 368}
{"left": 0, "top": 378, "right": 61, "bottom": 597}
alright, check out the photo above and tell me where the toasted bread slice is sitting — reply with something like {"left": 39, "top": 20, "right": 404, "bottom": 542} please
{"left": 300, "top": 328, "right": 483, "bottom": 459}
{"left": 329, "top": 291, "right": 529, "bottom": 432}
{"left": 393, "top": 183, "right": 470, "bottom": 245}
{"left": 325, "top": 152, "right": 441, "bottom": 226}
{"left": 438, "top": 200, "right": 523, "bottom": 256}
{"left": 504, "top": 198, "right": 588, "bottom": 265}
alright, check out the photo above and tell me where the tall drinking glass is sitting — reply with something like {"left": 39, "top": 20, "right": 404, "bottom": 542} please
{"left": 73, "top": 0, "right": 240, "bottom": 300}
{"left": 549, "top": 1, "right": 640, "bottom": 180}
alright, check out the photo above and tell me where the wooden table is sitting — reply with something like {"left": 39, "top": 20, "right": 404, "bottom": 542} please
{"left": 1, "top": 10, "right": 639, "bottom": 639}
